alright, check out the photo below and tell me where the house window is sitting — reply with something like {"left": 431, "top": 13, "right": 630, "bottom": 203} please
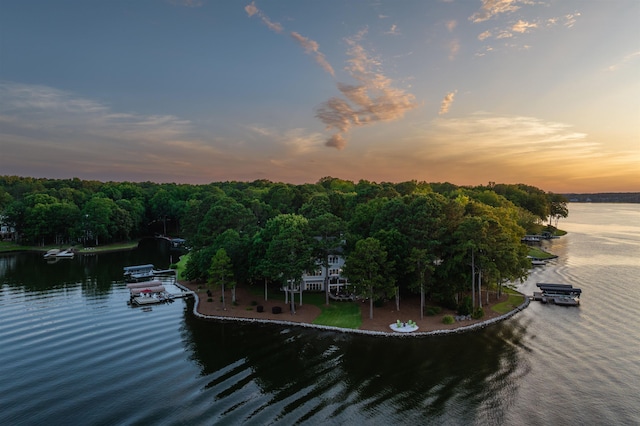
{"left": 306, "top": 282, "right": 322, "bottom": 291}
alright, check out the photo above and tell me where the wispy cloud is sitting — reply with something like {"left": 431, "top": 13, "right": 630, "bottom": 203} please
{"left": 563, "top": 13, "right": 580, "bottom": 28}
{"left": 245, "top": 1, "right": 283, "bottom": 33}
{"left": 446, "top": 20, "right": 457, "bottom": 32}
{"left": 478, "top": 30, "right": 492, "bottom": 41}
{"left": 290, "top": 32, "right": 335, "bottom": 76}
{"left": 245, "top": 5, "right": 417, "bottom": 151}
{"left": 448, "top": 39, "right": 460, "bottom": 60}
{"left": 439, "top": 91, "right": 456, "bottom": 115}
{"left": 470, "top": 0, "right": 521, "bottom": 23}
{"left": 607, "top": 51, "right": 640, "bottom": 71}
{"left": 370, "top": 112, "right": 640, "bottom": 190}
{"left": 512, "top": 20, "right": 537, "bottom": 33}
{"left": 385, "top": 24, "right": 400, "bottom": 36}
{"left": 247, "top": 126, "right": 323, "bottom": 155}
{"left": 427, "top": 113, "right": 594, "bottom": 159}
{"left": 315, "top": 31, "right": 418, "bottom": 149}
{"left": 0, "top": 82, "right": 213, "bottom": 181}
{"left": 246, "top": 4, "right": 334, "bottom": 76}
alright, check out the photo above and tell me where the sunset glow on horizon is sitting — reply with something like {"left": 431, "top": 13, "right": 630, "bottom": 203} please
{"left": 1, "top": 0, "right": 638, "bottom": 193}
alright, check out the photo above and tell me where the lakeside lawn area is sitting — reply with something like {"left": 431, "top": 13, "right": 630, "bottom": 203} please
{"left": 173, "top": 252, "right": 190, "bottom": 281}
{"left": 305, "top": 292, "right": 362, "bottom": 329}
{"left": 528, "top": 246, "right": 557, "bottom": 260}
{"left": 0, "top": 241, "right": 33, "bottom": 252}
{"left": 240, "top": 282, "right": 363, "bottom": 329}
{"left": 0, "top": 241, "right": 140, "bottom": 254}
{"left": 491, "top": 287, "right": 525, "bottom": 315}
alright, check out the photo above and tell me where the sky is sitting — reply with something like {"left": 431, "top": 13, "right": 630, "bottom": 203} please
{"left": 1, "top": 0, "right": 639, "bottom": 193}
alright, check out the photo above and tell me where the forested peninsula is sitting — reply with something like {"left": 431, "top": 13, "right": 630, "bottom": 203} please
{"left": 0, "top": 176, "right": 568, "bottom": 318}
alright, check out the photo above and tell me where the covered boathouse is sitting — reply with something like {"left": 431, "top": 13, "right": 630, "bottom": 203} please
{"left": 534, "top": 283, "right": 582, "bottom": 306}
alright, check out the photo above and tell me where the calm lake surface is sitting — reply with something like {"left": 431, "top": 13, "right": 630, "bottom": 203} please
{"left": 1, "top": 204, "right": 639, "bottom": 425}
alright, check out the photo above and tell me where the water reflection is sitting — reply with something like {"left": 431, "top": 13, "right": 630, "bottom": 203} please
{"left": 181, "top": 304, "right": 530, "bottom": 423}
{"left": 0, "top": 239, "right": 172, "bottom": 293}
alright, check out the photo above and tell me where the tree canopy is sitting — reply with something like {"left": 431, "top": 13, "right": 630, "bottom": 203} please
{"left": 1, "top": 175, "right": 568, "bottom": 313}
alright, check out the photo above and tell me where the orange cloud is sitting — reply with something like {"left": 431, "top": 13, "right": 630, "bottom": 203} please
{"left": 512, "top": 20, "right": 537, "bottom": 33}
{"left": 290, "top": 32, "right": 335, "bottom": 76}
{"left": 470, "top": 0, "right": 520, "bottom": 23}
{"left": 244, "top": 1, "right": 283, "bottom": 33}
{"left": 315, "top": 33, "right": 418, "bottom": 149}
{"left": 439, "top": 91, "right": 456, "bottom": 115}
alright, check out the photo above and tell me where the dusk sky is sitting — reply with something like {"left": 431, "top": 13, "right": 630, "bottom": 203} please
{"left": 1, "top": 0, "right": 638, "bottom": 193}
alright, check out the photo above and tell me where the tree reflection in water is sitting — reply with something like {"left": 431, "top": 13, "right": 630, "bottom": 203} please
{"left": 182, "top": 306, "right": 529, "bottom": 424}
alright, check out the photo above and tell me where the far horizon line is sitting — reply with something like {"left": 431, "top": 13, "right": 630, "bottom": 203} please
{"left": 1, "top": 174, "right": 638, "bottom": 195}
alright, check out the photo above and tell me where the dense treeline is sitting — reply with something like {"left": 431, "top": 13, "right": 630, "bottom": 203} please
{"left": 0, "top": 175, "right": 568, "bottom": 313}
{"left": 563, "top": 193, "right": 640, "bottom": 203}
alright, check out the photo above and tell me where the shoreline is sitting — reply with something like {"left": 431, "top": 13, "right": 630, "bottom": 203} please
{"left": 175, "top": 280, "right": 530, "bottom": 338}
{"left": 2, "top": 243, "right": 531, "bottom": 335}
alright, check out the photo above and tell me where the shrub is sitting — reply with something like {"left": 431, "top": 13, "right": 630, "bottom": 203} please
{"left": 425, "top": 306, "right": 442, "bottom": 316}
{"left": 472, "top": 307, "right": 484, "bottom": 319}
{"left": 250, "top": 300, "right": 258, "bottom": 306}
{"left": 207, "top": 297, "right": 213, "bottom": 302}
{"left": 457, "top": 296, "right": 472, "bottom": 316}
{"left": 442, "top": 315, "right": 455, "bottom": 324}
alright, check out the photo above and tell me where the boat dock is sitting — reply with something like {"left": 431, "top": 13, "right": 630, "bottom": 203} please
{"left": 123, "top": 264, "right": 155, "bottom": 282}
{"left": 532, "top": 283, "right": 582, "bottom": 306}
{"left": 126, "top": 277, "right": 194, "bottom": 307}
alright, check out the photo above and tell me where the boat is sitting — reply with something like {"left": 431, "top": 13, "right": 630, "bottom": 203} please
{"left": 528, "top": 257, "right": 547, "bottom": 266}
{"left": 44, "top": 248, "right": 75, "bottom": 259}
{"left": 130, "top": 289, "right": 174, "bottom": 306}
{"left": 43, "top": 249, "right": 61, "bottom": 258}
{"left": 522, "top": 235, "right": 542, "bottom": 242}
{"left": 56, "top": 248, "right": 75, "bottom": 258}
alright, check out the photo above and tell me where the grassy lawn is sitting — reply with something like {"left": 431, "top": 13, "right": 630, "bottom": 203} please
{"left": 76, "top": 241, "right": 139, "bottom": 253}
{"left": 173, "top": 252, "right": 190, "bottom": 280}
{"left": 302, "top": 292, "right": 362, "bottom": 329}
{"left": 528, "top": 247, "right": 556, "bottom": 259}
{"left": 0, "top": 241, "right": 33, "bottom": 252}
{"left": 243, "top": 287, "right": 362, "bottom": 329}
{"left": 313, "top": 303, "right": 362, "bottom": 329}
{"left": 491, "top": 288, "right": 525, "bottom": 314}
{"left": 0, "top": 240, "right": 140, "bottom": 254}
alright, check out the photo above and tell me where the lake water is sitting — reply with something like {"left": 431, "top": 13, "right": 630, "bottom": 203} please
{"left": 1, "top": 204, "right": 639, "bottom": 425}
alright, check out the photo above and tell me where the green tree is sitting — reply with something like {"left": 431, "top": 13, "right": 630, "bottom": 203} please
{"left": 209, "top": 248, "right": 235, "bottom": 309}
{"left": 262, "top": 214, "right": 315, "bottom": 314}
{"left": 82, "top": 196, "right": 116, "bottom": 246}
{"left": 548, "top": 193, "right": 569, "bottom": 227}
{"left": 343, "top": 237, "right": 395, "bottom": 319}
{"left": 407, "top": 248, "right": 436, "bottom": 319}
{"left": 308, "top": 212, "right": 346, "bottom": 305}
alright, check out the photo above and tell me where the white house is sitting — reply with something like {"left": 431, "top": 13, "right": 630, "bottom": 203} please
{"left": 0, "top": 216, "right": 16, "bottom": 241}
{"left": 301, "top": 254, "right": 349, "bottom": 293}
